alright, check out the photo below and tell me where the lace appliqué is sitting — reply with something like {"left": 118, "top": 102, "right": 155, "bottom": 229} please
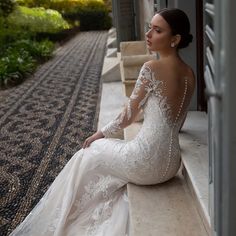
{"left": 101, "top": 64, "right": 164, "bottom": 137}
{"left": 75, "top": 175, "right": 112, "bottom": 214}
{"left": 73, "top": 174, "right": 120, "bottom": 235}
{"left": 87, "top": 200, "right": 113, "bottom": 235}
{"left": 133, "top": 65, "right": 163, "bottom": 108}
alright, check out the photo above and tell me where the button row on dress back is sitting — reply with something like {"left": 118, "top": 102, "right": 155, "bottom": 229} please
{"left": 174, "top": 78, "right": 188, "bottom": 125}
{"left": 160, "top": 78, "right": 188, "bottom": 180}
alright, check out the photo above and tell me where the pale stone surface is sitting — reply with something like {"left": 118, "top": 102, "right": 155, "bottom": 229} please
{"left": 122, "top": 54, "right": 156, "bottom": 66}
{"left": 121, "top": 79, "right": 136, "bottom": 98}
{"left": 108, "top": 27, "right": 116, "bottom": 38}
{"left": 124, "top": 122, "right": 142, "bottom": 141}
{"left": 107, "top": 37, "right": 117, "bottom": 48}
{"left": 120, "top": 41, "right": 148, "bottom": 56}
{"left": 119, "top": 41, "right": 156, "bottom": 97}
{"left": 179, "top": 111, "right": 210, "bottom": 234}
{"left": 127, "top": 174, "right": 209, "bottom": 236}
{"left": 98, "top": 81, "right": 127, "bottom": 139}
{"left": 106, "top": 48, "right": 117, "bottom": 58}
{"left": 125, "top": 111, "right": 210, "bottom": 235}
{"left": 121, "top": 54, "right": 156, "bottom": 79}
{"left": 102, "top": 57, "right": 121, "bottom": 82}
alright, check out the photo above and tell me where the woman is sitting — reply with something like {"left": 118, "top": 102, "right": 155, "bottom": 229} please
{"left": 10, "top": 8, "right": 195, "bottom": 236}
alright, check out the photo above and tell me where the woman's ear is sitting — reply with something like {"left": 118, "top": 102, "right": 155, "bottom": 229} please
{"left": 172, "top": 34, "right": 181, "bottom": 47}
{"left": 174, "top": 34, "right": 181, "bottom": 45}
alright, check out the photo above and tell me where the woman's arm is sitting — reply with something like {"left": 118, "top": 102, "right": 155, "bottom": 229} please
{"left": 100, "top": 63, "right": 156, "bottom": 138}
{"left": 82, "top": 63, "right": 156, "bottom": 148}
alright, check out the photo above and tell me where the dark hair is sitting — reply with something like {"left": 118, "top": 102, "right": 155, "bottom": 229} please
{"left": 157, "top": 8, "right": 193, "bottom": 49}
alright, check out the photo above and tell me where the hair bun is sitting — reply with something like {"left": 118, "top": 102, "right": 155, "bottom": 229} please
{"left": 178, "top": 33, "right": 193, "bottom": 49}
{"left": 187, "top": 33, "right": 193, "bottom": 43}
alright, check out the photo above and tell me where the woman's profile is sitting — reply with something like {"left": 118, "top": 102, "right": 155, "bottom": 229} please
{"left": 10, "top": 8, "right": 195, "bottom": 236}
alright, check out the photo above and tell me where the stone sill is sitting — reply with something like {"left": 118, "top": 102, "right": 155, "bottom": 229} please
{"left": 179, "top": 111, "right": 211, "bottom": 235}
{"left": 124, "top": 111, "right": 210, "bottom": 235}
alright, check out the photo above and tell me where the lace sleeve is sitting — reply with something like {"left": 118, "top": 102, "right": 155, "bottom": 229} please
{"left": 100, "top": 63, "right": 162, "bottom": 138}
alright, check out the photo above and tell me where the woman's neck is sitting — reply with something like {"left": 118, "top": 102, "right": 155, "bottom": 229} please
{"left": 157, "top": 49, "right": 180, "bottom": 60}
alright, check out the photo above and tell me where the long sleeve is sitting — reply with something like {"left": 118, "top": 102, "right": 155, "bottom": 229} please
{"left": 100, "top": 63, "right": 162, "bottom": 138}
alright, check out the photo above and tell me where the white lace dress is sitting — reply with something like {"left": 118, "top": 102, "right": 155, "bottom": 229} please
{"left": 10, "top": 64, "right": 189, "bottom": 236}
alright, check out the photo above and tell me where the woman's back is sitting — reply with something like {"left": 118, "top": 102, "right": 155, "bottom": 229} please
{"left": 147, "top": 59, "right": 195, "bottom": 125}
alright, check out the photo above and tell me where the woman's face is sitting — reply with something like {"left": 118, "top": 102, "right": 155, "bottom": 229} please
{"left": 146, "top": 14, "right": 174, "bottom": 52}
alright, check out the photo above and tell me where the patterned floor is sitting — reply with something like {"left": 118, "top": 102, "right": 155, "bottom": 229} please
{"left": 0, "top": 31, "right": 107, "bottom": 235}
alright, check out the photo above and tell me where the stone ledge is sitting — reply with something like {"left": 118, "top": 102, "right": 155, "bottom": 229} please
{"left": 102, "top": 57, "right": 121, "bottom": 82}
{"left": 179, "top": 111, "right": 210, "bottom": 235}
{"left": 98, "top": 81, "right": 127, "bottom": 139}
{"left": 124, "top": 111, "right": 210, "bottom": 236}
{"left": 127, "top": 174, "right": 208, "bottom": 236}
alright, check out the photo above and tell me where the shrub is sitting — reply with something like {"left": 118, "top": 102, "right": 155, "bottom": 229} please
{"left": 0, "top": 39, "right": 55, "bottom": 87}
{"left": 7, "top": 6, "right": 70, "bottom": 34}
{"left": 66, "top": 0, "right": 112, "bottom": 30}
{"left": 12, "top": 39, "right": 55, "bottom": 61}
{"left": 15, "top": 0, "right": 112, "bottom": 30}
{"left": 15, "top": 0, "right": 48, "bottom": 8}
{"left": 0, "top": 0, "right": 16, "bottom": 17}
{"left": 0, "top": 47, "right": 36, "bottom": 87}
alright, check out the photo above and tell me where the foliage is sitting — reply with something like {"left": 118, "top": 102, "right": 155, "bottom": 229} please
{"left": 0, "top": 17, "right": 18, "bottom": 50}
{"left": 103, "top": 0, "right": 112, "bottom": 12}
{"left": 15, "top": 0, "right": 112, "bottom": 30}
{"left": 8, "top": 6, "right": 70, "bottom": 34}
{"left": 0, "top": 47, "right": 36, "bottom": 87}
{"left": 15, "top": 0, "right": 48, "bottom": 8}
{"left": 12, "top": 39, "right": 55, "bottom": 60}
{"left": 0, "top": 0, "right": 16, "bottom": 17}
{"left": 0, "top": 39, "right": 55, "bottom": 87}
{"left": 79, "top": 1, "right": 112, "bottom": 30}
{"left": 49, "top": 0, "right": 112, "bottom": 30}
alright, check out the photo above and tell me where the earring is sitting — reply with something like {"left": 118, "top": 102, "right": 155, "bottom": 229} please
{"left": 171, "top": 42, "right": 175, "bottom": 48}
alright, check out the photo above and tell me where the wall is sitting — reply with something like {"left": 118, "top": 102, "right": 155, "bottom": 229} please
{"left": 138, "top": 0, "right": 154, "bottom": 40}
{"left": 167, "top": 0, "right": 197, "bottom": 110}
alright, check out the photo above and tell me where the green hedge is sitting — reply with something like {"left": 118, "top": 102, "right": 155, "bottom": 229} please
{"left": 8, "top": 6, "right": 70, "bottom": 34}
{"left": 75, "top": 1, "right": 112, "bottom": 30}
{"left": 16, "top": 0, "right": 112, "bottom": 30}
{"left": 48, "top": 0, "right": 112, "bottom": 30}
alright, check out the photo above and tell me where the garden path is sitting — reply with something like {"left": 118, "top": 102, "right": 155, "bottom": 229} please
{"left": 0, "top": 31, "right": 108, "bottom": 235}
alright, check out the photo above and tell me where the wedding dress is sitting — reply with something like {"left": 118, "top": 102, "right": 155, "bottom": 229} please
{"left": 10, "top": 63, "right": 190, "bottom": 236}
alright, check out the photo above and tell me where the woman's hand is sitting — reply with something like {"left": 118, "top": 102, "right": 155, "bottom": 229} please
{"left": 82, "top": 130, "right": 105, "bottom": 149}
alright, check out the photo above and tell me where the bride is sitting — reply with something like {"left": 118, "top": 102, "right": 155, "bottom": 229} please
{"left": 10, "top": 8, "right": 195, "bottom": 236}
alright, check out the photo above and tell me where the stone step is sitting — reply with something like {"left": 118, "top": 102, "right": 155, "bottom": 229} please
{"left": 124, "top": 112, "right": 210, "bottom": 236}
{"left": 179, "top": 111, "right": 210, "bottom": 235}
{"left": 127, "top": 173, "right": 208, "bottom": 236}
{"left": 98, "top": 81, "right": 127, "bottom": 139}
{"left": 108, "top": 27, "right": 116, "bottom": 38}
{"left": 101, "top": 57, "right": 121, "bottom": 82}
{"left": 106, "top": 37, "right": 117, "bottom": 48}
{"left": 106, "top": 48, "right": 117, "bottom": 58}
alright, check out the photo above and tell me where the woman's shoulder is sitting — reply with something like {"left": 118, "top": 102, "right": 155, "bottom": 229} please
{"left": 142, "top": 59, "right": 195, "bottom": 86}
{"left": 142, "top": 59, "right": 169, "bottom": 82}
{"left": 142, "top": 60, "right": 161, "bottom": 78}
{"left": 143, "top": 59, "right": 161, "bottom": 70}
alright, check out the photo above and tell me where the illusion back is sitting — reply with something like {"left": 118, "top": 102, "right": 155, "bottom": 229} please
{"left": 100, "top": 63, "right": 192, "bottom": 183}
